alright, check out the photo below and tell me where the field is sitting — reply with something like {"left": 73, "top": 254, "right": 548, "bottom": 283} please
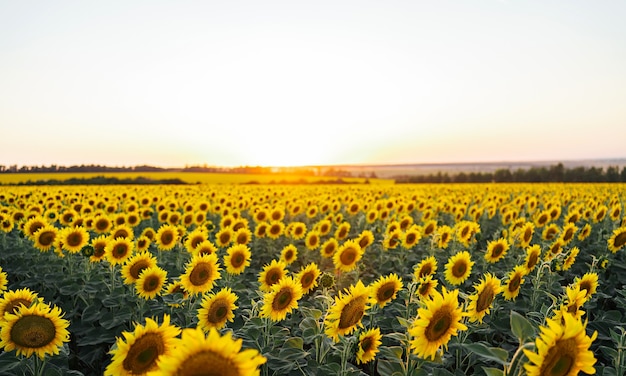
{"left": 0, "top": 182, "right": 625, "bottom": 375}
{"left": 0, "top": 172, "right": 393, "bottom": 185}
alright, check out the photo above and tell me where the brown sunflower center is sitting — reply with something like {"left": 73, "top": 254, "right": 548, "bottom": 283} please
{"left": 161, "top": 231, "right": 175, "bottom": 245}
{"left": 425, "top": 224, "right": 436, "bottom": 236}
{"left": 130, "top": 260, "right": 151, "bottom": 280}
{"left": 358, "top": 237, "right": 370, "bottom": 249}
{"left": 614, "top": 232, "right": 626, "bottom": 248}
{"left": 28, "top": 223, "right": 45, "bottom": 236}
{"left": 562, "top": 229, "right": 574, "bottom": 242}
{"left": 527, "top": 252, "right": 539, "bottom": 269}
{"left": 419, "top": 264, "right": 432, "bottom": 278}
{"left": 176, "top": 350, "right": 240, "bottom": 375}
{"left": 265, "top": 268, "right": 283, "bottom": 287}
{"left": 208, "top": 300, "right": 229, "bottom": 323}
{"left": 360, "top": 336, "right": 373, "bottom": 352}
{"left": 122, "top": 332, "right": 165, "bottom": 374}
{"left": 6, "top": 299, "right": 33, "bottom": 315}
{"left": 338, "top": 296, "right": 367, "bottom": 330}
{"left": 191, "top": 236, "right": 205, "bottom": 249}
{"left": 523, "top": 228, "right": 532, "bottom": 243}
{"left": 508, "top": 274, "right": 521, "bottom": 292}
{"left": 300, "top": 273, "right": 314, "bottom": 289}
{"left": 491, "top": 244, "right": 504, "bottom": 258}
{"left": 579, "top": 281, "right": 592, "bottom": 298}
{"left": 9, "top": 315, "right": 56, "bottom": 349}
{"left": 230, "top": 252, "right": 245, "bottom": 268}
{"left": 476, "top": 284, "right": 495, "bottom": 313}
{"left": 418, "top": 282, "right": 432, "bottom": 296}
{"left": 425, "top": 308, "right": 452, "bottom": 342}
{"left": 190, "top": 263, "right": 213, "bottom": 286}
{"left": 452, "top": 261, "right": 467, "bottom": 278}
{"left": 541, "top": 338, "right": 577, "bottom": 376}
{"left": 339, "top": 248, "right": 357, "bottom": 265}
{"left": 323, "top": 244, "right": 336, "bottom": 256}
{"left": 269, "top": 225, "right": 281, "bottom": 236}
{"left": 376, "top": 282, "right": 396, "bottom": 302}
{"left": 272, "top": 288, "right": 294, "bottom": 311}
{"left": 284, "top": 250, "right": 294, "bottom": 261}
{"left": 113, "top": 244, "right": 130, "bottom": 259}
{"left": 38, "top": 231, "right": 56, "bottom": 246}
{"left": 337, "top": 228, "right": 348, "bottom": 238}
{"left": 143, "top": 275, "right": 161, "bottom": 292}
{"left": 405, "top": 233, "right": 417, "bottom": 245}
{"left": 113, "top": 229, "right": 130, "bottom": 239}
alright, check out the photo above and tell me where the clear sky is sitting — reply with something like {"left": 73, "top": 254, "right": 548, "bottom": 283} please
{"left": 1, "top": 1, "right": 625, "bottom": 168}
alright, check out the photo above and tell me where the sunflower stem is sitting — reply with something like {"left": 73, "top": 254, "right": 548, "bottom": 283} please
{"left": 505, "top": 342, "right": 534, "bottom": 376}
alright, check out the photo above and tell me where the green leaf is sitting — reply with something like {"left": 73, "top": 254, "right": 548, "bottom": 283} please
{"left": 464, "top": 343, "right": 509, "bottom": 365}
{"left": 283, "top": 337, "right": 304, "bottom": 349}
{"left": 376, "top": 358, "right": 405, "bottom": 376}
{"left": 482, "top": 366, "right": 505, "bottom": 376}
{"left": 510, "top": 311, "right": 535, "bottom": 342}
{"left": 433, "top": 369, "right": 455, "bottom": 376}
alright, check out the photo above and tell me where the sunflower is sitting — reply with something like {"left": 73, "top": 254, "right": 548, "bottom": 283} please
{"left": 135, "top": 235, "right": 151, "bottom": 252}
{"left": 467, "top": 273, "right": 502, "bottom": 323}
{"left": 315, "top": 219, "right": 332, "bottom": 236}
{"left": 574, "top": 272, "right": 599, "bottom": 301}
{"left": 0, "top": 303, "right": 69, "bottom": 359}
{"left": 105, "top": 237, "right": 134, "bottom": 266}
{"left": 356, "top": 230, "right": 375, "bottom": 250}
{"left": 435, "top": 225, "right": 453, "bottom": 249}
{"left": 105, "top": 314, "right": 180, "bottom": 376}
{"left": 370, "top": 273, "right": 403, "bottom": 308}
{"left": 382, "top": 229, "right": 402, "bottom": 250}
{"left": 0, "top": 269, "right": 6, "bottom": 292}
{"left": 197, "top": 287, "right": 238, "bottom": 331}
{"left": 110, "top": 224, "right": 134, "bottom": 241}
{"left": 164, "top": 281, "right": 189, "bottom": 307}
{"left": 149, "top": 327, "right": 266, "bottom": 376}
{"left": 554, "top": 285, "right": 588, "bottom": 322}
{"left": 593, "top": 205, "right": 607, "bottom": 223}
{"left": 333, "top": 240, "right": 364, "bottom": 273}
{"left": 414, "top": 256, "right": 437, "bottom": 280}
{"left": 523, "top": 244, "right": 542, "bottom": 273}
{"left": 559, "top": 223, "right": 578, "bottom": 244}
{"left": 224, "top": 244, "right": 251, "bottom": 275}
{"left": 289, "top": 222, "right": 307, "bottom": 240}
{"left": 409, "top": 287, "right": 467, "bottom": 360}
{"left": 180, "top": 253, "right": 221, "bottom": 295}
{"left": 296, "top": 263, "right": 321, "bottom": 294}
{"left": 193, "top": 240, "right": 218, "bottom": 257}
{"left": 423, "top": 220, "right": 437, "bottom": 237}
{"left": 324, "top": 280, "right": 373, "bottom": 342}
{"left": 402, "top": 226, "right": 422, "bottom": 249}
{"left": 0, "top": 288, "right": 40, "bottom": 318}
{"left": 516, "top": 222, "right": 535, "bottom": 248}
{"left": 415, "top": 275, "right": 439, "bottom": 301}
{"left": 523, "top": 313, "right": 597, "bottom": 376}
{"left": 444, "top": 251, "right": 474, "bottom": 286}
{"left": 184, "top": 229, "right": 208, "bottom": 253}
{"left": 608, "top": 226, "right": 626, "bottom": 253}
{"left": 258, "top": 260, "right": 287, "bottom": 293}
{"left": 254, "top": 222, "right": 268, "bottom": 238}
{"left": 266, "top": 221, "right": 285, "bottom": 240}
{"left": 22, "top": 216, "right": 48, "bottom": 239}
{"left": 90, "top": 234, "right": 109, "bottom": 262}
{"left": 356, "top": 327, "right": 382, "bottom": 365}
{"left": 534, "top": 210, "right": 551, "bottom": 228}
{"left": 121, "top": 251, "right": 158, "bottom": 285}
{"left": 136, "top": 267, "right": 167, "bottom": 300}
{"left": 260, "top": 276, "right": 303, "bottom": 322}
{"left": 279, "top": 244, "right": 298, "bottom": 265}
{"left": 304, "top": 230, "right": 321, "bottom": 251}
{"left": 484, "top": 238, "right": 509, "bottom": 263}
{"left": 320, "top": 238, "right": 339, "bottom": 258}
{"left": 559, "top": 246, "right": 579, "bottom": 271}
{"left": 503, "top": 265, "right": 526, "bottom": 301}
{"left": 542, "top": 224, "right": 560, "bottom": 241}
{"left": 545, "top": 239, "right": 565, "bottom": 262}
{"left": 334, "top": 222, "right": 351, "bottom": 240}
{"left": 93, "top": 215, "right": 113, "bottom": 234}
{"left": 577, "top": 223, "right": 591, "bottom": 241}
{"left": 32, "top": 224, "right": 58, "bottom": 252}
{"left": 155, "top": 224, "right": 179, "bottom": 251}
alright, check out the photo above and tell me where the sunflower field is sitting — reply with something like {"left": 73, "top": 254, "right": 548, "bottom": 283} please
{"left": 0, "top": 183, "right": 625, "bottom": 376}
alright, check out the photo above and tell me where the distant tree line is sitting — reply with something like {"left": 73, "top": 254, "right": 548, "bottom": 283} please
{"left": 395, "top": 163, "right": 626, "bottom": 183}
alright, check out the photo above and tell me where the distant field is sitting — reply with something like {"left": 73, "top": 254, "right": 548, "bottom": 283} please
{"left": 0, "top": 171, "right": 394, "bottom": 185}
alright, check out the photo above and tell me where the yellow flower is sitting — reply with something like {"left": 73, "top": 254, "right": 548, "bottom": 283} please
{"left": 180, "top": 253, "right": 221, "bottom": 295}
{"left": 333, "top": 240, "right": 364, "bottom": 272}
{"left": 136, "top": 267, "right": 167, "bottom": 300}
{"left": 155, "top": 224, "right": 179, "bottom": 251}
{"left": 356, "top": 327, "right": 382, "bottom": 364}
{"left": 105, "top": 237, "right": 134, "bottom": 266}
{"left": 224, "top": 244, "right": 251, "bottom": 275}
{"left": 444, "top": 251, "right": 474, "bottom": 285}
{"left": 523, "top": 244, "right": 542, "bottom": 273}
{"left": 414, "top": 256, "right": 437, "bottom": 280}
{"left": 467, "top": 273, "right": 502, "bottom": 323}
{"left": 295, "top": 263, "right": 321, "bottom": 294}
{"left": 258, "top": 260, "right": 287, "bottom": 293}
{"left": 608, "top": 226, "right": 626, "bottom": 253}
{"left": 503, "top": 265, "right": 526, "bottom": 301}
{"left": 0, "top": 288, "right": 40, "bottom": 319}
{"left": 0, "top": 303, "right": 70, "bottom": 359}
{"left": 484, "top": 238, "right": 509, "bottom": 263}
{"left": 105, "top": 314, "right": 180, "bottom": 376}
{"left": 280, "top": 244, "right": 298, "bottom": 265}
{"left": 324, "top": 280, "right": 373, "bottom": 342}
{"left": 260, "top": 276, "right": 303, "bottom": 322}
{"left": 409, "top": 287, "right": 467, "bottom": 360}
{"left": 370, "top": 273, "right": 403, "bottom": 308}
{"left": 121, "top": 251, "right": 158, "bottom": 285}
{"left": 574, "top": 272, "right": 599, "bottom": 301}
{"left": 149, "top": 328, "right": 265, "bottom": 376}
{"left": 524, "top": 313, "right": 597, "bottom": 376}
{"left": 197, "top": 287, "right": 238, "bottom": 331}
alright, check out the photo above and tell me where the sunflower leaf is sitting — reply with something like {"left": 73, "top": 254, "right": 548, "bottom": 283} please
{"left": 510, "top": 311, "right": 535, "bottom": 343}
{"left": 482, "top": 367, "right": 505, "bottom": 376}
{"left": 463, "top": 343, "right": 509, "bottom": 365}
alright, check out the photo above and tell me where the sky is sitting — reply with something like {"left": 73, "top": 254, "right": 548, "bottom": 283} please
{"left": 1, "top": 1, "right": 625, "bottom": 168}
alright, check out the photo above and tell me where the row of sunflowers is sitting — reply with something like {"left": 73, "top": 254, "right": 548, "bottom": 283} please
{"left": 0, "top": 183, "right": 625, "bottom": 375}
